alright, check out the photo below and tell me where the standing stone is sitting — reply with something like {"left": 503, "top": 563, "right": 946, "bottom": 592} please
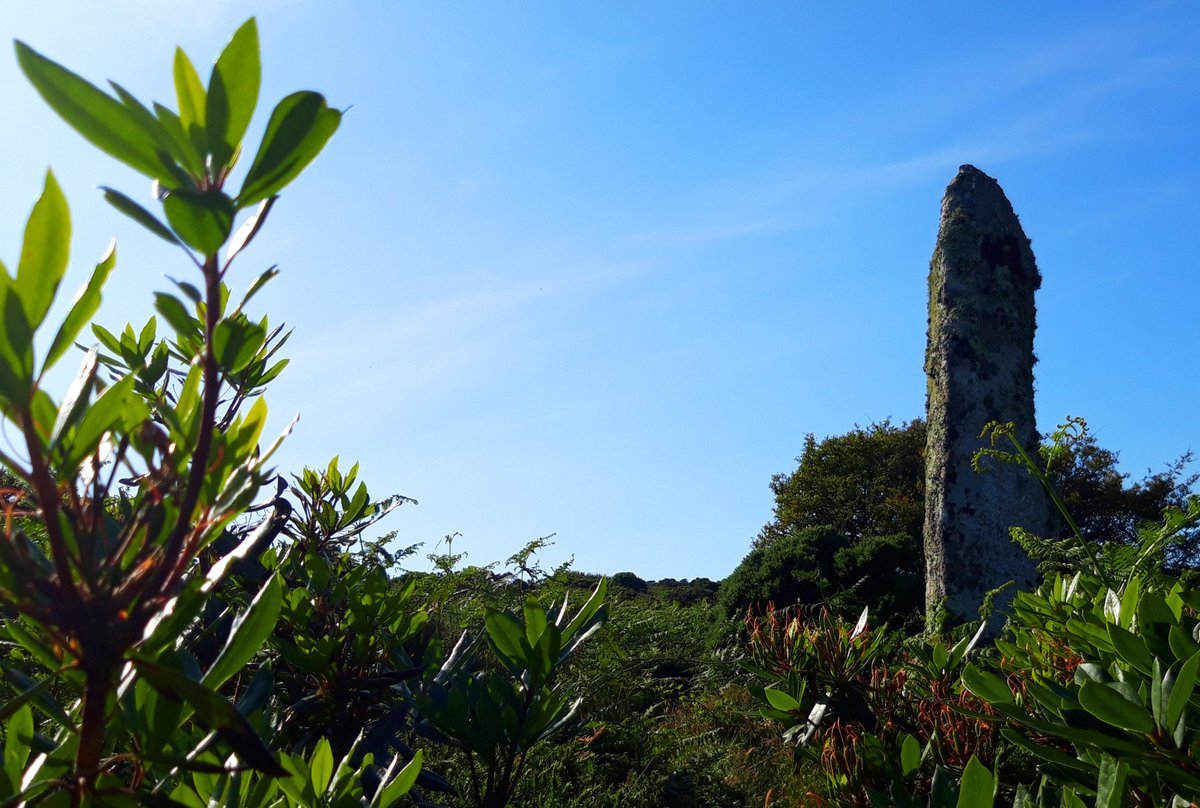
{"left": 923, "top": 165, "right": 1054, "bottom": 627}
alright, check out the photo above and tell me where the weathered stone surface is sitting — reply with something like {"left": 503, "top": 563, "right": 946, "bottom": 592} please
{"left": 923, "top": 165, "right": 1055, "bottom": 627}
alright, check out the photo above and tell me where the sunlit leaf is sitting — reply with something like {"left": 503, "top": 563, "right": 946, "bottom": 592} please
{"left": 213, "top": 317, "right": 267, "bottom": 374}
{"left": 153, "top": 102, "right": 204, "bottom": 178}
{"left": 956, "top": 756, "right": 994, "bottom": 808}
{"left": 60, "top": 373, "right": 140, "bottom": 473}
{"left": 1165, "top": 650, "right": 1200, "bottom": 733}
{"left": 207, "top": 18, "right": 260, "bottom": 170}
{"left": 372, "top": 750, "right": 422, "bottom": 808}
{"left": 154, "top": 292, "right": 200, "bottom": 340}
{"left": 524, "top": 597, "right": 548, "bottom": 650}
{"left": 1078, "top": 679, "right": 1154, "bottom": 733}
{"left": 310, "top": 738, "right": 333, "bottom": 795}
{"left": 15, "top": 41, "right": 178, "bottom": 181}
{"left": 961, "top": 663, "right": 1013, "bottom": 705}
{"left": 107, "top": 81, "right": 198, "bottom": 183}
{"left": 763, "top": 688, "right": 799, "bottom": 713}
{"left": 102, "top": 187, "right": 181, "bottom": 246}
{"left": 201, "top": 574, "right": 282, "bottom": 691}
{"left": 16, "top": 170, "right": 70, "bottom": 331}
{"left": 238, "top": 91, "right": 340, "bottom": 207}
{"left": 173, "top": 47, "right": 207, "bottom": 158}
{"left": 485, "top": 609, "right": 527, "bottom": 678}
{"left": 163, "top": 189, "right": 235, "bottom": 256}
{"left": 1095, "top": 754, "right": 1130, "bottom": 808}
{"left": 44, "top": 240, "right": 116, "bottom": 372}
{"left": 131, "top": 656, "right": 286, "bottom": 776}
{"left": 2, "top": 703, "right": 33, "bottom": 787}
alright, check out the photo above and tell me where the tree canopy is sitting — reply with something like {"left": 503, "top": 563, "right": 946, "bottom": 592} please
{"left": 757, "top": 419, "right": 926, "bottom": 549}
{"left": 724, "top": 418, "right": 1197, "bottom": 622}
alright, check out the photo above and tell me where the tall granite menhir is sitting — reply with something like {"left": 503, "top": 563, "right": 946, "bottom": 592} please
{"left": 924, "top": 165, "right": 1055, "bottom": 626}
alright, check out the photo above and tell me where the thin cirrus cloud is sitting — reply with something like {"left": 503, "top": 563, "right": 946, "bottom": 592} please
{"left": 286, "top": 256, "right": 649, "bottom": 405}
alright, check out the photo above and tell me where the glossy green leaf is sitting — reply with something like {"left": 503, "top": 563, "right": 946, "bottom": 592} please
{"left": 107, "top": 81, "right": 196, "bottom": 184}
{"left": 60, "top": 373, "right": 141, "bottom": 473}
{"left": 1078, "top": 679, "right": 1154, "bottom": 734}
{"left": 166, "top": 784, "right": 207, "bottom": 808}
{"left": 1107, "top": 623, "right": 1153, "bottom": 675}
{"left": 1169, "top": 624, "right": 1200, "bottom": 662}
{"left": 485, "top": 609, "right": 527, "bottom": 678}
{"left": 1118, "top": 575, "right": 1141, "bottom": 629}
{"left": 213, "top": 317, "right": 267, "bottom": 374}
{"left": 900, "top": 733, "right": 922, "bottom": 778}
{"left": 3, "top": 703, "right": 33, "bottom": 787}
{"left": 1061, "top": 788, "right": 1088, "bottom": 808}
{"left": 1152, "top": 657, "right": 1165, "bottom": 726}
{"left": 153, "top": 102, "right": 204, "bottom": 178}
{"left": 956, "top": 756, "right": 993, "bottom": 808}
{"left": 373, "top": 750, "right": 422, "bottom": 808}
{"left": 238, "top": 91, "right": 341, "bottom": 207}
{"left": 173, "top": 47, "right": 207, "bottom": 156}
{"left": 163, "top": 189, "right": 235, "bottom": 255}
{"left": 15, "top": 170, "right": 70, "bottom": 332}
{"left": 932, "top": 642, "right": 949, "bottom": 673}
{"left": 43, "top": 240, "right": 116, "bottom": 373}
{"left": 524, "top": 597, "right": 548, "bottom": 649}
{"left": 91, "top": 322, "right": 123, "bottom": 355}
{"left": 961, "top": 664, "right": 1013, "bottom": 705}
{"left": 202, "top": 575, "right": 282, "bottom": 691}
{"left": 154, "top": 293, "right": 199, "bottom": 339}
{"left": 1137, "top": 590, "right": 1175, "bottom": 631}
{"left": 562, "top": 578, "right": 608, "bottom": 647}
{"left": 930, "top": 765, "right": 958, "bottom": 806}
{"left": 206, "top": 18, "right": 260, "bottom": 170}
{"left": 310, "top": 738, "right": 333, "bottom": 795}
{"left": 278, "top": 754, "right": 314, "bottom": 805}
{"left": 763, "top": 687, "right": 800, "bottom": 713}
{"left": 1095, "top": 754, "right": 1129, "bottom": 808}
{"left": 1103, "top": 588, "right": 1121, "bottom": 624}
{"left": 131, "top": 656, "right": 286, "bottom": 776}
{"left": 949, "top": 621, "right": 988, "bottom": 670}
{"left": 15, "top": 41, "right": 177, "bottom": 181}
{"left": 1165, "top": 650, "right": 1200, "bottom": 732}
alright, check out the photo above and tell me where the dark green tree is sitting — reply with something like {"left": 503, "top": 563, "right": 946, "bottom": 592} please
{"left": 719, "top": 526, "right": 922, "bottom": 622}
{"left": 757, "top": 419, "right": 926, "bottom": 549}
{"left": 1047, "top": 430, "right": 1197, "bottom": 562}
{"left": 735, "top": 418, "right": 1196, "bottom": 625}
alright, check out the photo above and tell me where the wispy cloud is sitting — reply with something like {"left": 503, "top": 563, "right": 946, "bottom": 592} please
{"left": 285, "top": 255, "right": 648, "bottom": 409}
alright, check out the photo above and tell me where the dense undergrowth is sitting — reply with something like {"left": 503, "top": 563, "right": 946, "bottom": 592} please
{"left": 2, "top": 19, "right": 1199, "bottom": 808}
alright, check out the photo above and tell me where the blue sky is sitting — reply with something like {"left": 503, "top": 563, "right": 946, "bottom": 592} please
{"left": 1, "top": 2, "right": 1197, "bottom": 580}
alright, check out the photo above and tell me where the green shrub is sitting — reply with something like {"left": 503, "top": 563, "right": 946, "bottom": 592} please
{"left": 0, "top": 20, "right": 422, "bottom": 805}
